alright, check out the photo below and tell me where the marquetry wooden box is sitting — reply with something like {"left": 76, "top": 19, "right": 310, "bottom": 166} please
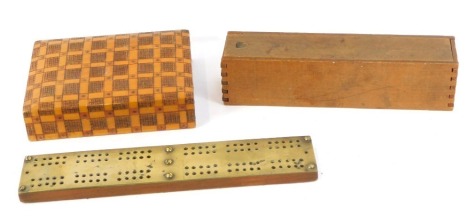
{"left": 221, "top": 32, "right": 458, "bottom": 110}
{"left": 23, "top": 30, "right": 195, "bottom": 141}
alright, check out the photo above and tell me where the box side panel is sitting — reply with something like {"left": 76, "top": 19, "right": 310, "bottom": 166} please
{"left": 23, "top": 41, "right": 41, "bottom": 141}
{"left": 222, "top": 58, "right": 456, "bottom": 110}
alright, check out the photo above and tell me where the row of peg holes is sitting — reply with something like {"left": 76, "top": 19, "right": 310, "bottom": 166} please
{"left": 118, "top": 150, "right": 152, "bottom": 160}
{"left": 30, "top": 176, "right": 64, "bottom": 188}
{"left": 117, "top": 175, "right": 151, "bottom": 181}
{"left": 226, "top": 142, "right": 258, "bottom": 147}
{"left": 271, "top": 164, "right": 304, "bottom": 169}
{"left": 34, "top": 156, "right": 67, "bottom": 161}
{"left": 117, "top": 169, "right": 152, "bottom": 181}
{"left": 268, "top": 140, "right": 300, "bottom": 144}
{"left": 268, "top": 145, "right": 301, "bottom": 149}
{"left": 118, "top": 155, "right": 151, "bottom": 160}
{"left": 184, "top": 150, "right": 216, "bottom": 156}
{"left": 183, "top": 145, "right": 217, "bottom": 156}
{"left": 271, "top": 159, "right": 304, "bottom": 163}
{"left": 270, "top": 158, "right": 305, "bottom": 169}
{"left": 76, "top": 153, "right": 109, "bottom": 163}
{"left": 75, "top": 179, "right": 107, "bottom": 183}
{"left": 226, "top": 148, "right": 258, "bottom": 153}
{"left": 228, "top": 167, "right": 261, "bottom": 172}
{"left": 184, "top": 145, "right": 216, "bottom": 150}
{"left": 227, "top": 161, "right": 262, "bottom": 172}
{"left": 226, "top": 142, "right": 259, "bottom": 152}
{"left": 228, "top": 161, "right": 263, "bottom": 166}
{"left": 118, "top": 170, "right": 152, "bottom": 175}
{"left": 30, "top": 176, "right": 64, "bottom": 181}
{"left": 184, "top": 164, "right": 218, "bottom": 176}
{"left": 33, "top": 161, "right": 66, "bottom": 167}
{"left": 76, "top": 158, "right": 108, "bottom": 163}
{"left": 119, "top": 150, "right": 152, "bottom": 155}
{"left": 74, "top": 173, "right": 108, "bottom": 183}
{"left": 185, "top": 170, "right": 219, "bottom": 176}
{"left": 77, "top": 153, "right": 109, "bottom": 158}
{"left": 185, "top": 164, "right": 218, "bottom": 169}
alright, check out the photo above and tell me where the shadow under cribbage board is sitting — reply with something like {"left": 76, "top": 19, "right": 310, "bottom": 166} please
{"left": 23, "top": 30, "right": 195, "bottom": 141}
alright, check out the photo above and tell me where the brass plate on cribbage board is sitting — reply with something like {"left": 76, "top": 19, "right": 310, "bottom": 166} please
{"left": 18, "top": 136, "right": 318, "bottom": 202}
{"left": 23, "top": 30, "right": 195, "bottom": 141}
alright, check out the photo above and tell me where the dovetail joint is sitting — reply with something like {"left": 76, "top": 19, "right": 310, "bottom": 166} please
{"left": 221, "top": 62, "right": 229, "bottom": 103}
{"left": 448, "top": 67, "right": 458, "bottom": 108}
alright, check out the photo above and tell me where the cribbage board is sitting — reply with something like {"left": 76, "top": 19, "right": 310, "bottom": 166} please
{"left": 23, "top": 30, "right": 195, "bottom": 141}
{"left": 18, "top": 136, "right": 318, "bottom": 202}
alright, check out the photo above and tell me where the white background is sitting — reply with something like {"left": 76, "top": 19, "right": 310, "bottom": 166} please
{"left": 1, "top": 0, "right": 469, "bottom": 215}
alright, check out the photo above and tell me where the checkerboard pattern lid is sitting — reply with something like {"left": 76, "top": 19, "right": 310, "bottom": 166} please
{"left": 23, "top": 30, "right": 195, "bottom": 141}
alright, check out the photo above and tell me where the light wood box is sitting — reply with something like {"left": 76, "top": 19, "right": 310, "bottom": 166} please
{"left": 221, "top": 32, "right": 458, "bottom": 110}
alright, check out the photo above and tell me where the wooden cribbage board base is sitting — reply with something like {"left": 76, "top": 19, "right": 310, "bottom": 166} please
{"left": 18, "top": 136, "right": 318, "bottom": 202}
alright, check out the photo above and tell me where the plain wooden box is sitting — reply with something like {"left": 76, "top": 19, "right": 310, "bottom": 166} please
{"left": 221, "top": 32, "right": 458, "bottom": 110}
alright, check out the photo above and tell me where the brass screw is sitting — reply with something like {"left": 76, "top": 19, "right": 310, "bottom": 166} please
{"left": 25, "top": 156, "right": 33, "bottom": 162}
{"left": 164, "top": 159, "right": 174, "bottom": 165}
{"left": 165, "top": 146, "right": 174, "bottom": 153}
{"left": 19, "top": 185, "right": 26, "bottom": 192}
{"left": 164, "top": 172, "right": 174, "bottom": 180}
{"left": 304, "top": 136, "right": 311, "bottom": 142}
{"left": 307, "top": 164, "right": 316, "bottom": 170}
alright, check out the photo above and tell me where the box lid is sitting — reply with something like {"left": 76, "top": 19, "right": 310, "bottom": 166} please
{"left": 223, "top": 31, "right": 457, "bottom": 63}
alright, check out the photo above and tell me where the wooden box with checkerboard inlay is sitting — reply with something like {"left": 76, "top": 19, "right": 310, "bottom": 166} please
{"left": 23, "top": 30, "right": 195, "bottom": 141}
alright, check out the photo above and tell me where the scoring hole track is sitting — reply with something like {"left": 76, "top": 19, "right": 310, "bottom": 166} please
{"left": 29, "top": 176, "right": 64, "bottom": 188}
{"left": 118, "top": 150, "right": 152, "bottom": 160}
{"left": 183, "top": 145, "right": 217, "bottom": 156}
{"left": 226, "top": 160, "right": 262, "bottom": 173}
{"left": 116, "top": 169, "right": 152, "bottom": 181}
{"left": 226, "top": 142, "right": 259, "bottom": 153}
{"left": 269, "top": 158, "right": 305, "bottom": 169}
{"left": 267, "top": 140, "right": 302, "bottom": 150}
{"left": 76, "top": 152, "right": 109, "bottom": 163}
{"left": 184, "top": 163, "right": 218, "bottom": 176}
{"left": 74, "top": 172, "right": 108, "bottom": 184}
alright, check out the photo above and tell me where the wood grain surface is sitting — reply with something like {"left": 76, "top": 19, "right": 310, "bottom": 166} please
{"left": 221, "top": 32, "right": 458, "bottom": 110}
